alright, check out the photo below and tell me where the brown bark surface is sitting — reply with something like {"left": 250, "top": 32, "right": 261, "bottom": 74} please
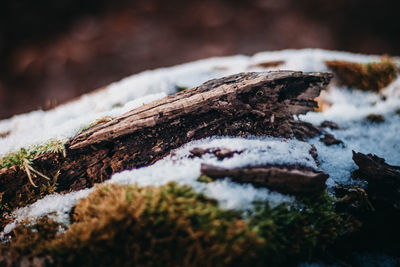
{"left": 200, "top": 164, "right": 328, "bottom": 194}
{"left": 0, "top": 71, "right": 332, "bottom": 217}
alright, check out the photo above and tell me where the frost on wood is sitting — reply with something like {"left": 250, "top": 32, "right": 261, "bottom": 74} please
{"left": 0, "top": 71, "right": 331, "bottom": 213}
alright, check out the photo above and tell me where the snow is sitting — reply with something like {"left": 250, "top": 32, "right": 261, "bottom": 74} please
{"left": 251, "top": 49, "right": 391, "bottom": 73}
{"left": 108, "top": 136, "right": 313, "bottom": 209}
{"left": 1, "top": 49, "right": 400, "bottom": 242}
{"left": 309, "top": 115, "right": 400, "bottom": 188}
{"left": 300, "top": 75, "right": 400, "bottom": 187}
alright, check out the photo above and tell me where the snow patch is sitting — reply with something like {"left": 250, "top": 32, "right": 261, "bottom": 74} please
{"left": 109, "top": 136, "right": 313, "bottom": 209}
{"left": 1, "top": 189, "right": 92, "bottom": 238}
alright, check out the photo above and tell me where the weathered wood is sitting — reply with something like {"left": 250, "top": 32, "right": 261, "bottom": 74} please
{"left": 0, "top": 71, "right": 332, "bottom": 219}
{"left": 61, "top": 71, "right": 331, "bottom": 188}
{"left": 68, "top": 71, "right": 331, "bottom": 150}
{"left": 200, "top": 164, "right": 328, "bottom": 194}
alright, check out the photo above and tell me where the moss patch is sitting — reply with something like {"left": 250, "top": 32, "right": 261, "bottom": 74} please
{"left": 0, "top": 139, "right": 64, "bottom": 227}
{"left": 175, "top": 85, "right": 188, "bottom": 92}
{"left": 326, "top": 59, "right": 397, "bottom": 92}
{"left": 0, "top": 139, "right": 65, "bottom": 169}
{"left": 0, "top": 182, "right": 359, "bottom": 266}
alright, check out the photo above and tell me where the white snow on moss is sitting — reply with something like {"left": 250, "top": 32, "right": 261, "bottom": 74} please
{"left": 302, "top": 77, "right": 400, "bottom": 124}
{"left": 1, "top": 188, "right": 92, "bottom": 239}
{"left": 251, "top": 48, "right": 391, "bottom": 73}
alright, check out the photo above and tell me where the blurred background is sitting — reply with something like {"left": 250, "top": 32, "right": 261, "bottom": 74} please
{"left": 0, "top": 0, "right": 399, "bottom": 119}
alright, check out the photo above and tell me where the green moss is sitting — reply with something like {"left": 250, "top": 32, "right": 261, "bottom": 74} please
{"left": 0, "top": 140, "right": 62, "bottom": 224}
{"left": 197, "top": 175, "right": 212, "bottom": 183}
{"left": 326, "top": 59, "right": 398, "bottom": 92}
{"left": 250, "top": 192, "right": 359, "bottom": 264}
{"left": 0, "top": 139, "right": 64, "bottom": 189}
{"left": 0, "top": 182, "right": 359, "bottom": 266}
{"left": 175, "top": 85, "right": 188, "bottom": 92}
{"left": 0, "top": 139, "right": 65, "bottom": 169}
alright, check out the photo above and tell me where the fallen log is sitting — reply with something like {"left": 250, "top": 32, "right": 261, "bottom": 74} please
{"left": 200, "top": 164, "right": 328, "bottom": 194}
{"left": 0, "top": 71, "right": 332, "bottom": 218}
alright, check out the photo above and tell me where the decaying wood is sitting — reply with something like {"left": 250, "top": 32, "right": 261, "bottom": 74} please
{"left": 0, "top": 71, "right": 332, "bottom": 216}
{"left": 352, "top": 151, "right": 400, "bottom": 210}
{"left": 200, "top": 164, "right": 328, "bottom": 194}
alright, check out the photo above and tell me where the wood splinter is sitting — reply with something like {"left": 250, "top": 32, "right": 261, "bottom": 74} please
{"left": 200, "top": 164, "right": 328, "bottom": 194}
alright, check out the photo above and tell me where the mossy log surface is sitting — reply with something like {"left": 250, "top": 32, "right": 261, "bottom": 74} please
{"left": 0, "top": 71, "right": 332, "bottom": 219}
